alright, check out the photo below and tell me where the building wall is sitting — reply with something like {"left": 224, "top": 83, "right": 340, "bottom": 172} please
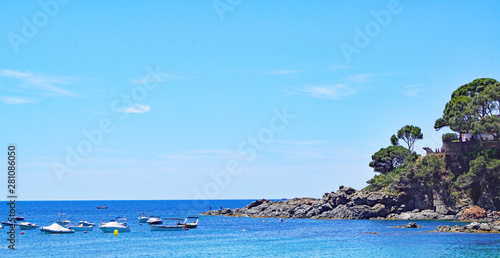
{"left": 442, "top": 141, "right": 499, "bottom": 153}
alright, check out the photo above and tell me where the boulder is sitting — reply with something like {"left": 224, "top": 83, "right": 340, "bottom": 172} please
{"left": 465, "top": 222, "right": 481, "bottom": 230}
{"left": 460, "top": 205, "right": 487, "bottom": 220}
{"left": 395, "top": 222, "right": 422, "bottom": 228}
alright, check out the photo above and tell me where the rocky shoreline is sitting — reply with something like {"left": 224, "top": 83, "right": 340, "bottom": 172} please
{"left": 436, "top": 221, "right": 500, "bottom": 233}
{"left": 203, "top": 186, "right": 500, "bottom": 222}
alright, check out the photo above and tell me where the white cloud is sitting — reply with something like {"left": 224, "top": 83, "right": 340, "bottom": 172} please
{"left": 0, "top": 69, "right": 79, "bottom": 97}
{"left": 0, "top": 96, "right": 34, "bottom": 104}
{"left": 119, "top": 104, "right": 151, "bottom": 113}
{"left": 403, "top": 84, "right": 425, "bottom": 97}
{"left": 302, "top": 84, "right": 356, "bottom": 100}
{"left": 268, "top": 70, "right": 302, "bottom": 75}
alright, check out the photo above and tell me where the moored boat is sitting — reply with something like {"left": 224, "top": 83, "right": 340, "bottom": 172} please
{"left": 150, "top": 218, "right": 186, "bottom": 231}
{"left": 69, "top": 221, "right": 94, "bottom": 231}
{"left": 78, "top": 220, "right": 96, "bottom": 227}
{"left": 97, "top": 205, "right": 108, "bottom": 209}
{"left": 147, "top": 216, "right": 163, "bottom": 225}
{"left": 13, "top": 212, "right": 25, "bottom": 221}
{"left": 56, "top": 210, "right": 71, "bottom": 227}
{"left": 40, "top": 223, "right": 75, "bottom": 234}
{"left": 138, "top": 213, "right": 150, "bottom": 223}
{"left": 182, "top": 217, "right": 199, "bottom": 228}
{"left": 1, "top": 221, "right": 17, "bottom": 226}
{"left": 99, "top": 218, "right": 130, "bottom": 233}
{"left": 18, "top": 222, "right": 39, "bottom": 230}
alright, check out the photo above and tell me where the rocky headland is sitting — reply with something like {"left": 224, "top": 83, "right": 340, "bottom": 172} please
{"left": 203, "top": 186, "right": 500, "bottom": 221}
{"left": 203, "top": 79, "right": 500, "bottom": 233}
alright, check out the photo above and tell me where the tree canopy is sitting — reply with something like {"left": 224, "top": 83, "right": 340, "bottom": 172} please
{"left": 397, "top": 125, "right": 423, "bottom": 152}
{"left": 369, "top": 145, "right": 410, "bottom": 174}
{"left": 435, "top": 78, "right": 500, "bottom": 142}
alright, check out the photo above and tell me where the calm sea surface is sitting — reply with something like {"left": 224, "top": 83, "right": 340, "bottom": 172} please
{"left": 1, "top": 200, "right": 500, "bottom": 257}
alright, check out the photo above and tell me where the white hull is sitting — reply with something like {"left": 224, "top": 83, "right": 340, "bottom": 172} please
{"left": 100, "top": 227, "right": 131, "bottom": 233}
{"left": 69, "top": 226, "right": 93, "bottom": 231}
{"left": 19, "top": 225, "right": 38, "bottom": 230}
{"left": 40, "top": 223, "right": 75, "bottom": 234}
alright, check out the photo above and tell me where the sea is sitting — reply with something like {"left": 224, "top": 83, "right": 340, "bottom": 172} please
{"left": 1, "top": 200, "right": 500, "bottom": 257}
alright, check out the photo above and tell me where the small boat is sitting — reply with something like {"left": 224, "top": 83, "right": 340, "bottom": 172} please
{"left": 18, "top": 222, "right": 39, "bottom": 230}
{"left": 150, "top": 218, "right": 186, "bottom": 231}
{"left": 13, "top": 212, "right": 25, "bottom": 221}
{"left": 97, "top": 205, "right": 108, "bottom": 209}
{"left": 147, "top": 216, "right": 163, "bottom": 225}
{"left": 69, "top": 222, "right": 93, "bottom": 231}
{"left": 182, "top": 217, "right": 199, "bottom": 228}
{"left": 1, "top": 221, "right": 17, "bottom": 226}
{"left": 138, "top": 213, "right": 150, "bottom": 223}
{"left": 78, "top": 220, "right": 96, "bottom": 227}
{"left": 56, "top": 210, "right": 70, "bottom": 227}
{"left": 0, "top": 224, "right": 3, "bottom": 229}
{"left": 40, "top": 223, "right": 75, "bottom": 234}
{"left": 99, "top": 218, "right": 130, "bottom": 233}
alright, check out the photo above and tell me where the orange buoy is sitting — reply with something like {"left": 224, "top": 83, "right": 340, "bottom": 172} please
{"left": 185, "top": 227, "right": 188, "bottom": 230}
{"left": 84, "top": 231, "right": 87, "bottom": 233}
{"left": 21, "top": 232, "right": 24, "bottom": 235}
{"left": 139, "top": 223, "right": 142, "bottom": 225}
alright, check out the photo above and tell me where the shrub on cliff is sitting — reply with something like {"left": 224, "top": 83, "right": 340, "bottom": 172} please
{"left": 442, "top": 133, "right": 458, "bottom": 142}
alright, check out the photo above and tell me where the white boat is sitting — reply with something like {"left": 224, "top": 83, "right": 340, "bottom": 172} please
{"left": 1, "top": 221, "right": 17, "bottom": 226}
{"left": 56, "top": 210, "right": 71, "bottom": 227}
{"left": 99, "top": 218, "right": 131, "bottom": 233}
{"left": 40, "top": 223, "right": 75, "bottom": 234}
{"left": 182, "top": 217, "right": 199, "bottom": 228}
{"left": 138, "top": 213, "right": 150, "bottom": 223}
{"left": 18, "top": 222, "right": 39, "bottom": 230}
{"left": 13, "top": 212, "right": 25, "bottom": 221}
{"left": 78, "top": 220, "right": 96, "bottom": 227}
{"left": 150, "top": 218, "right": 186, "bottom": 231}
{"left": 69, "top": 222, "right": 93, "bottom": 231}
{"left": 147, "top": 216, "right": 163, "bottom": 225}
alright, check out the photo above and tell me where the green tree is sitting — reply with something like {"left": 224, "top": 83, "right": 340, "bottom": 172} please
{"left": 397, "top": 125, "right": 423, "bottom": 152}
{"left": 390, "top": 134, "right": 399, "bottom": 146}
{"left": 369, "top": 145, "right": 410, "bottom": 174}
{"left": 435, "top": 78, "right": 500, "bottom": 141}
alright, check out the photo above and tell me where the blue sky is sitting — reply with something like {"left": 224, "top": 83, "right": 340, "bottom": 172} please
{"left": 1, "top": 1, "right": 499, "bottom": 200}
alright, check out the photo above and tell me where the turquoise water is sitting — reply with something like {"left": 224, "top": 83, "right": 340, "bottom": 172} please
{"left": 2, "top": 200, "right": 500, "bottom": 257}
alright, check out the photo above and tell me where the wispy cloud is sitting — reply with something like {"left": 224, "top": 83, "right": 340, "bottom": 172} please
{"left": 268, "top": 70, "right": 302, "bottom": 75}
{"left": 119, "top": 104, "right": 151, "bottom": 113}
{"left": 403, "top": 84, "right": 425, "bottom": 97}
{"left": 0, "top": 96, "right": 34, "bottom": 104}
{"left": 0, "top": 69, "right": 79, "bottom": 97}
{"left": 302, "top": 84, "right": 356, "bottom": 100}
{"left": 345, "top": 73, "right": 373, "bottom": 83}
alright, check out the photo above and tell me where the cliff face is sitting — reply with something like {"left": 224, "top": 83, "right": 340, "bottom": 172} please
{"left": 203, "top": 149, "right": 500, "bottom": 220}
